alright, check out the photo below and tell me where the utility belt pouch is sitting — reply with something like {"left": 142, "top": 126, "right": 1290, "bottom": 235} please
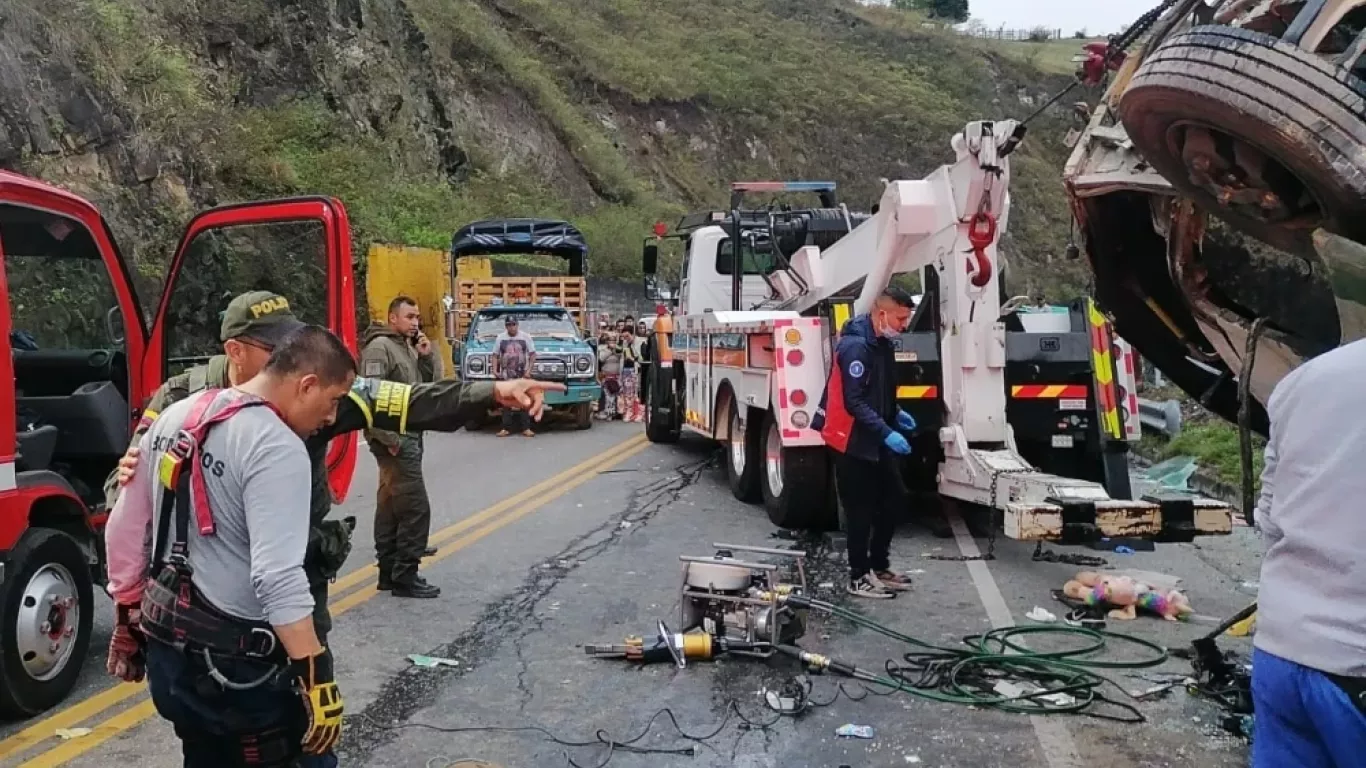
{"left": 157, "top": 430, "right": 195, "bottom": 493}
{"left": 140, "top": 570, "right": 279, "bottom": 660}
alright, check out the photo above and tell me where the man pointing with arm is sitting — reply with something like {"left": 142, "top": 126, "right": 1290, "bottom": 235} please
{"left": 104, "top": 292, "right": 565, "bottom": 689}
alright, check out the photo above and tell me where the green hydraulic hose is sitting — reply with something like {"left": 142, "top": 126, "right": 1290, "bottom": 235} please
{"left": 785, "top": 596, "right": 1169, "bottom": 719}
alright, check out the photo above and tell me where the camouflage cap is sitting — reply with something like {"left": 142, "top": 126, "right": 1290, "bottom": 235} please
{"left": 219, "top": 291, "right": 305, "bottom": 346}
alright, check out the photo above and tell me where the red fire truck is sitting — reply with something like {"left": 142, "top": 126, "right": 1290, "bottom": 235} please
{"left": 0, "top": 171, "right": 358, "bottom": 716}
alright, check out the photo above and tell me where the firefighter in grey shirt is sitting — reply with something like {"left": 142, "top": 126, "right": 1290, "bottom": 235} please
{"left": 104, "top": 325, "right": 357, "bottom": 767}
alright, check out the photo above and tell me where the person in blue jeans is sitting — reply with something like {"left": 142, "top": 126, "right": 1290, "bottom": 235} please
{"left": 1251, "top": 334, "right": 1366, "bottom": 767}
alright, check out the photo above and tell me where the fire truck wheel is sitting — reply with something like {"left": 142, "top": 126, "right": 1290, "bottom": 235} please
{"left": 0, "top": 528, "right": 94, "bottom": 718}
{"left": 725, "top": 400, "right": 762, "bottom": 503}
{"left": 760, "top": 411, "right": 836, "bottom": 531}
{"left": 1119, "top": 26, "right": 1366, "bottom": 261}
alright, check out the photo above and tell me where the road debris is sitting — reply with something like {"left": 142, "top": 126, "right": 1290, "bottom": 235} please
{"left": 1025, "top": 606, "right": 1057, "bottom": 623}
{"left": 407, "top": 654, "right": 461, "bottom": 669}
{"left": 835, "top": 724, "right": 875, "bottom": 739}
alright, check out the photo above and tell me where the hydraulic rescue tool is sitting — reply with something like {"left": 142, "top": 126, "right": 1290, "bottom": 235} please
{"left": 586, "top": 543, "right": 808, "bottom": 667}
{"left": 678, "top": 543, "right": 808, "bottom": 657}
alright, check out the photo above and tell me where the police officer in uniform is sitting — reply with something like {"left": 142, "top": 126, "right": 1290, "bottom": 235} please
{"left": 812, "top": 288, "right": 919, "bottom": 600}
{"left": 105, "top": 292, "right": 564, "bottom": 674}
{"left": 105, "top": 325, "right": 358, "bottom": 766}
{"left": 360, "top": 296, "right": 443, "bottom": 598}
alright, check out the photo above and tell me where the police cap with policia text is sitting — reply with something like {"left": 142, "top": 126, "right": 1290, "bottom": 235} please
{"left": 219, "top": 291, "right": 306, "bottom": 347}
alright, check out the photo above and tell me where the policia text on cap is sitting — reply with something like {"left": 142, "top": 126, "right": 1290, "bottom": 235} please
{"left": 102, "top": 293, "right": 565, "bottom": 765}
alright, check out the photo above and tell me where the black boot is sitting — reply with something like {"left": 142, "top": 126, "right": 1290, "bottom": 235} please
{"left": 377, "top": 562, "right": 394, "bottom": 591}
{"left": 422, "top": 546, "right": 438, "bottom": 558}
{"left": 392, "top": 575, "right": 441, "bottom": 599}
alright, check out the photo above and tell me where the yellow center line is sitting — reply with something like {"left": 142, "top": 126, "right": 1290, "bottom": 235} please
{"left": 0, "top": 433, "right": 647, "bottom": 762}
{"left": 14, "top": 435, "right": 652, "bottom": 767}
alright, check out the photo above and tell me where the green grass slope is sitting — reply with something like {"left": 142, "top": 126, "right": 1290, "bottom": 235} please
{"left": 3, "top": 0, "right": 1092, "bottom": 298}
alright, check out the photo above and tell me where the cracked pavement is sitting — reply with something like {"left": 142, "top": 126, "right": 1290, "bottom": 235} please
{"left": 3, "top": 421, "right": 1262, "bottom": 768}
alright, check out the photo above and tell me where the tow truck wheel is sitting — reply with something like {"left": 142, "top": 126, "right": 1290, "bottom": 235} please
{"left": 759, "top": 411, "right": 836, "bottom": 531}
{"left": 725, "top": 401, "right": 762, "bottom": 503}
{"left": 0, "top": 529, "right": 94, "bottom": 717}
{"left": 1119, "top": 26, "right": 1366, "bottom": 261}
{"left": 643, "top": 363, "right": 681, "bottom": 444}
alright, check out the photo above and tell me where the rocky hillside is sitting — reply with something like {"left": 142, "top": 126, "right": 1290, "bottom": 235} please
{"left": 0, "top": 0, "right": 1091, "bottom": 307}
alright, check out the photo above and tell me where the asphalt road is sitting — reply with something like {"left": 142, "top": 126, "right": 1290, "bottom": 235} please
{"left": 0, "top": 421, "right": 1261, "bottom": 768}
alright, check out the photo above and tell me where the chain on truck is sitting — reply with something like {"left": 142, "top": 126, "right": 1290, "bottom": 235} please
{"left": 0, "top": 173, "right": 360, "bottom": 716}
{"left": 636, "top": 120, "right": 1234, "bottom": 545}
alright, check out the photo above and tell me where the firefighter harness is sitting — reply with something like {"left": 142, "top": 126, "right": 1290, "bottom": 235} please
{"left": 139, "top": 389, "right": 287, "bottom": 690}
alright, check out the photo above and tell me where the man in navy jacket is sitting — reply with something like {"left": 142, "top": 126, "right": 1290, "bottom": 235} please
{"left": 813, "top": 288, "right": 918, "bottom": 598}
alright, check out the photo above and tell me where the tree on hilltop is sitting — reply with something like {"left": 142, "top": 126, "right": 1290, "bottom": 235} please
{"left": 892, "top": 0, "right": 970, "bottom": 23}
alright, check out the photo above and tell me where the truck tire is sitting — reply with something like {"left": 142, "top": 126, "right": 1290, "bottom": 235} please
{"left": 759, "top": 411, "right": 837, "bottom": 530}
{"left": 1118, "top": 26, "right": 1366, "bottom": 260}
{"left": 644, "top": 356, "right": 680, "bottom": 445}
{"left": 725, "top": 401, "right": 762, "bottom": 503}
{"left": 0, "top": 528, "right": 94, "bottom": 717}
{"left": 572, "top": 402, "right": 593, "bottom": 430}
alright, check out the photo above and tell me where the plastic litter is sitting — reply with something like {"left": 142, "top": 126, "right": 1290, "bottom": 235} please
{"left": 835, "top": 724, "right": 874, "bottom": 739}
{"left": 1025, "top": 606, "right": 1057, "bottom": 623}
{"left": 1143, "top": 456, "right": 1198, "bottom": 490}
{"left": 408, "top": 654, "right": 460, "bottom": 668}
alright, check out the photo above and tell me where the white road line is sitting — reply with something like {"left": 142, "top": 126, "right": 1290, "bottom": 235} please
{"left": 947, "top": 510, "right": 1085, "bottom": 768}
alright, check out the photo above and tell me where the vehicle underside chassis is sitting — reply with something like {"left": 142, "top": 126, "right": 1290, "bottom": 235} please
{"left": 1065, "top": 1, "right": 1366, "bottom": 432}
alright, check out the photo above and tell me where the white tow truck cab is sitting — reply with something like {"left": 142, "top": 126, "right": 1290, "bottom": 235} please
{"left": 640, "top": 120, "right": 1233, "bottom": 544}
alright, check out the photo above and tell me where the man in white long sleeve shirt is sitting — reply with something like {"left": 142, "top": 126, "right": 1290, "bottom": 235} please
{"left": 104, "top": 325, "right": 357, "bottom": 767}
{"left": 1251, "top": 336, "right": 1366, "bottom": 767}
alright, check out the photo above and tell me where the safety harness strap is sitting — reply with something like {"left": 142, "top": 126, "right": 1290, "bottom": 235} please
{"left": 143, "top": 389, "right": 286, "bottom": 661}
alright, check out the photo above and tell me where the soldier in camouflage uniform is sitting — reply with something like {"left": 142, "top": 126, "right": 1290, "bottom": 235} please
{"left": 106, "top": 291, "right": 564, "bottom": 639}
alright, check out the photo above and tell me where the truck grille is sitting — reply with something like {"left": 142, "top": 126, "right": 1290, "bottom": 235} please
{"left": 531, "top": 356, "right": 568, "bottom": 381}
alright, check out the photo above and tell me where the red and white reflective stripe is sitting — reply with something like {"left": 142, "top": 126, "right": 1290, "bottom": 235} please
{"left": 0, "top": 460, "right": 15, "bottom": 492}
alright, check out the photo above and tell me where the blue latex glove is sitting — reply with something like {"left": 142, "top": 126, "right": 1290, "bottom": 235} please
{"left": 896, "top": 409, "right": 917, "bottom": 433}
{"left": 884, "top": 431, "right": 911, "bottom": 456}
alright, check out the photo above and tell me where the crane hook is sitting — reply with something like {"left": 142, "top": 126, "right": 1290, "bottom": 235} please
{"left": 966, "top": 212, "right": 997, "bottom": 289}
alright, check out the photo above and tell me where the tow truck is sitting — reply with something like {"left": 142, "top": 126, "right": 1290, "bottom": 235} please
{"left": 0, "top": 173, "right": 357, "bottom": 716}
{"left": 638, "top": 121, "right": 1233, "bottom": 543}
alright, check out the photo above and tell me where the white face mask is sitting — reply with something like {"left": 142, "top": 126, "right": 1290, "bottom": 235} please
{"left": 875, "top": 311, "right": 902, "bottom": 339}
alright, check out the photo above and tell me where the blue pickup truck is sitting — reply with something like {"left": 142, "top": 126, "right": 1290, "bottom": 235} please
{"left": 456, "top": 300, "right": 600, "bottom": 429}
{"left": 446, "top": 218, "right": 602, "bottom": 430}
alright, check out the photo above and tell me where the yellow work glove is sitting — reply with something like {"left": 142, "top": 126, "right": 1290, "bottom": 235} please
{"left": 289, "top": 648, "right": 344, "bottom": 755}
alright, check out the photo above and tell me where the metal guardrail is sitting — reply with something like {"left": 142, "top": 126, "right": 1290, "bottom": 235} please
{"left": 1137, "top": 397, "right": 1182, "bottom": 437}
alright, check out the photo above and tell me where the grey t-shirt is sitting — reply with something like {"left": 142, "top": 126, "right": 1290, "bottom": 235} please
{"left": 134, "top": 390, "right": 314, "bottom": 626}
{"left": 1255, "top": 337, "right": 1366, "bottom": 676}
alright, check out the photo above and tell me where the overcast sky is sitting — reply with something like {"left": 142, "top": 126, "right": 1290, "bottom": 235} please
{"left": 969, "top": 0, "right": 1157, "bottom": 35}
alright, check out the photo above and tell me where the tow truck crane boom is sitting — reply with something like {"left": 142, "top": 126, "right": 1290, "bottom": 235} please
{"left": 643, "top": 119, "right": 1233, "bottom": 542}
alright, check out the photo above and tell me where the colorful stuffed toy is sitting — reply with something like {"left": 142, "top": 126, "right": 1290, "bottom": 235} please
{"left": 1063, "top": 570, "right": 1193, "bottom": 621}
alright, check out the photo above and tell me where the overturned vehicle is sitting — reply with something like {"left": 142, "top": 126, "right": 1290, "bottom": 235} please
{"left": 1066, "top": 0, "right": 1366, "bottom": 435}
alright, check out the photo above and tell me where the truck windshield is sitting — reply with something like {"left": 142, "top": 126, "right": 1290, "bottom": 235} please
{"left": 716, "top": 238, "right": 777, "bottom": 276}
{"left": 473, "top": 310, "right": 580, "bottom": 340}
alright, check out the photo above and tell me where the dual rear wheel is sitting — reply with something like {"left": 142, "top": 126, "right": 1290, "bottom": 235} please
{"left": 725, "top": 401, "right": 838, "bottom": 531}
